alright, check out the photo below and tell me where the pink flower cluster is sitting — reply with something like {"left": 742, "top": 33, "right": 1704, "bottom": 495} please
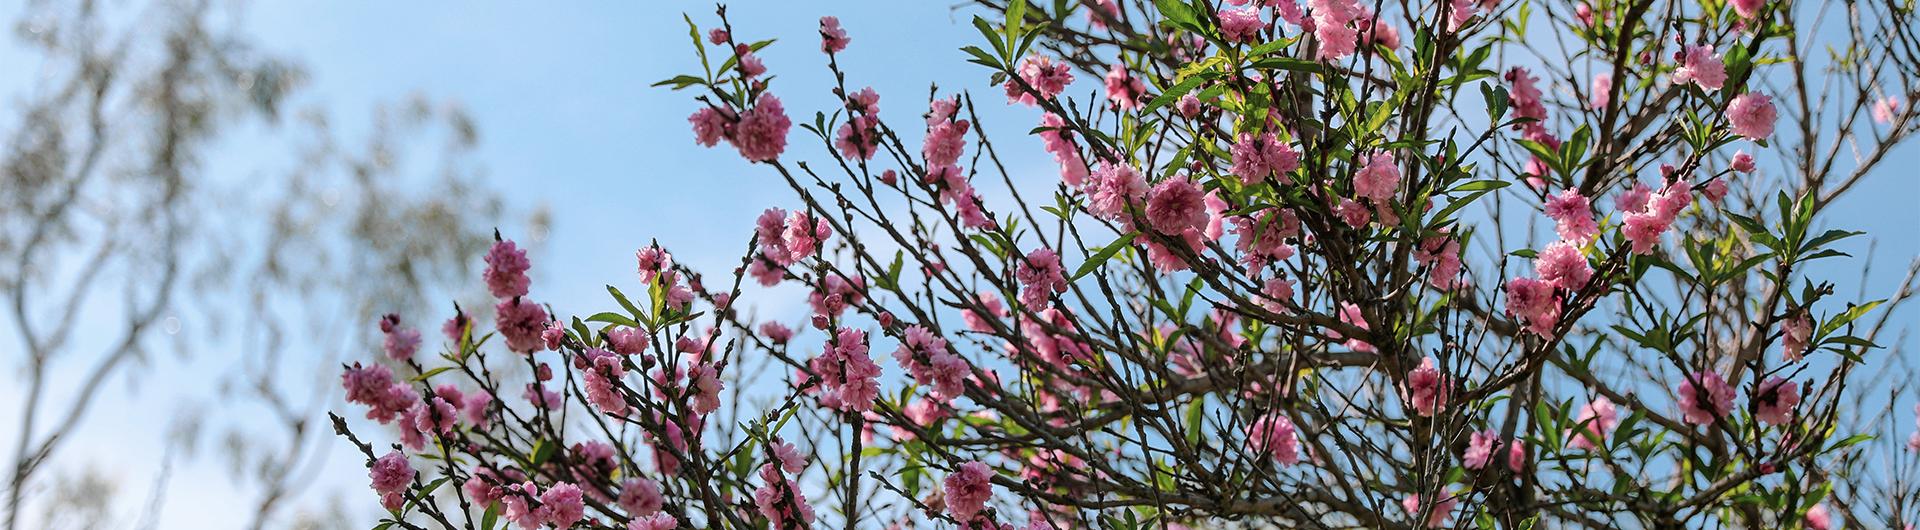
{"left": 893, "top": 325, "right": 969, "bottom": 401}
{"left": 342, "top": 363, "right": 418, "bottom": 424}
{"left": 834, "top": 87, "right": 881, "bottom": 160}
{"left": 1015, "top": 248, "right": 1069, "bottom": 309}
{"left": 818, "top": 16, "right": 849, "bottom": 54}
{"left": 1463, "top": 430, "right": 1525, "bottom": 471}
{"left": 1567, "top": 396, "right": 1619, "bottom": 450}
{"left": 690, "top": 94, "right": 792, "bottom": 162}
{"left": 1672, "top": 45, "right": 1728, "bottom": 91}
{"left": 1007, "top": 55, "right": 1073, "bottom": 106}
{"left": 1218, "top": 7, "right": 1268, "bottom": 43}
{"left": 1310, "top": 0, "right": 1363, "bottom": 60}
{"left": 1727, "top": 92, "right": 1777, "bottom": 140}
{"left": 753, "top": 439, "right": 817, "bottom": 527}
{"left": 1676, "top": 370, "right": 1734, "bottom": 425}
{"left": 1230, "top": 132, "right": 1301, "bottom": 184}
{"left": 924, "top": 97, "right": 994, "bottom": 230}
{"left": 1103, "top": 64, "right": 1147, "bottom": 110}
{"left": 502, "top": 481, "right": 586, "bottom": 529}
{"left": 1401, "top": 357, "right": 1450, "bottom": 417}
{"left": 808, "top": 328, "right": 881, "bottom": 413}
{"left": 1246, "top": 412, "right": 1301, "bottom": 465}
{"left": 483, "top": 238, "right": 532, "bottom": 298}
{"left": 368, "top": 450, "right": 414, "bottom": 510}
{"left": 1780, "top": 311, "right": 1812, "bottom": 362}
{"left": 944, "top": 461, "right": 997, "bottom": 522}
{"left": 1039, "top": 113, "right": 1090, "bottom": 186}
{"left": 1619, "top": 179, "right": 1693, "bottom": 254}
{"left": 752, "top": 207, "right": 834, "bottom": 285}
{"left": 379, "top": 314, "right": 421, "bottom": 362}
{"left": 1401, "top": 493, "right": 1458, "bottom": 528}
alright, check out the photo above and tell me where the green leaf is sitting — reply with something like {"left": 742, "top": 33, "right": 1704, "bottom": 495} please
{"left": 1073, "top": 233, "right": 1137, "bottom": 281}
{"left": 481, "top": 504, "right": 501, "bottom": 530}
{"left": 650, "top": 74, "right": 706, "bottom": 90}
{"left": 1449, "top": 179, "right": 1511, "bottom": 192}
{"left": 1142, "top": 75, "right": 1206, "bottom": 115}
{"left": 411, "top": 366, "right": 456, "bottom": 382}
{"left": 585, "top": 312, "right": 641, "bottom": 328}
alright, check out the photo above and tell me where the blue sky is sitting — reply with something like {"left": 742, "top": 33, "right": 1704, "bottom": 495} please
{"left": 2, "top": 1, "right": 1915, "bottom": 528}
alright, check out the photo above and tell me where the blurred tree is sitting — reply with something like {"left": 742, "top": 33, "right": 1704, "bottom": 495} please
{"left": 0, "top": 1, "right": 537, "bottom": 528}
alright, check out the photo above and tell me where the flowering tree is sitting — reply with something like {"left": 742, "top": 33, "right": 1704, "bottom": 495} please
{"left": 333, "top": 0, "right": 1920, "bottom": 528}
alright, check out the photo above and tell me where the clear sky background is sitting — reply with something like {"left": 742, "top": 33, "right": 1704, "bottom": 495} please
{"left": 1, "top": 1, "right": 1914, "bottom": 528}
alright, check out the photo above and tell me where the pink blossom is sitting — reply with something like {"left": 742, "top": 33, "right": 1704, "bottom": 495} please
{"left": 707, "top": 28, "right": 729, "bottom": 45}
{"left": 807, "top": 273, "right": 866, "bottom": 319}
{"left": 1545, "top": 189, "right": 1598, "bottom": 242}
{"left": 1037, "top": 121, "right": 1085, "bottom": 191}
{"left": 1218, "top": 7, "right": 1268, "bottom": 42}
{"left": 1805, "top": 504, "right": 1832, "bottom": 530}
{"left": 368, "top": 450, "right": 413, "bottom": 511}
{"left": 1447, "top": 0, "right": 1478, "bottom": 30}
{"left": 483, "top": 239, "right": 532, "bottom": 299}
{"left": 945, "top": 461, "right": 996, "bottom": 521}
{"left": 1008, "top": 56, "right": 1074, "bottom": 106}
{"left": 1673, "top": 45, "right": 1728, "bottom": 90}
{"left": 1401, "top": 494, "right": 1457, "bottom": 528}
{"left": 819, "top": 16, "right": 850, "bottom": 53}
{"left": 1504, "top": 277, "right": 1561, "bottom": 336}
{"left": 1334, "top": 302, "right": 1375, "bottom": 353}
{"left": 1085, "top": 162, "right": 1147, "bottom": 221}
{"left": 1730, "top": 150, "right": 1757, "bottom": 173}
{"left": 634, "top": 245, "right": 673, "bottom": 284}
{"left": 1336, "top": 198, "right": 1371, "bottom": 227}
{"left": 1622, "top": 211, "right": 1671, "bottom": 254}
{"left": 737, "top": 52, "right": 766, "bottom": 79}
{"left": 1590, "top": 73, "right": 1612, "bottom": 109}
{"left": 1310, "top": 0, "right": 1362, "bottom": 60}
{"left": 1752, "top": 376, "right": 1800, "bottom": 425}
{"left": 925, "top": 97, "right": 972, "bottom": 169}
{"left": 1703, "top": 179, "right": 1729, "bottom": 203}
{"left": 1507, "top": 67, "right": 1549, "bottom": 136}
{"left": 494, "top": 297, "right": 550, "bottom": 354}
{"left": 460, "top": 391, "right": 490, "bottom": 426}
{"left": 689, "top": 106, "right": 732, "bottom": 147}
{"left": 1536, "top": 241, "right": 1593, "bottom": 291}
{"left": 1416, "top": 236, "right": 1464, "bottom": 290}
{"left": 1230, "top": 132, "right": 1300, "bottom": 184}
{"left": 733, "top": 95, "right": 793, "bottom": 161}
{"left": 1728, "top": 0, "right": 1766, "bottom": 18}
{"left": 343, "top": 363, "right": 418, "bottom": 425}
{"left": 1103, "top": 64, "right": 1147, "bottom": 110}
{"left": 1781, "top": 312, "right": 1813, "bottom": 362}
{"left": 1403, "top": 357, "right": 1450, "bottom": 417}
{"left": 759, "top": 321, "right": 794, "bottom": 344}
{"left": 583, "top": 349, "right": 628, "bottom": 415}
{"left": 1567, "top": 396, "right": 1619, "bottom": 450}
{"left": 629, "top": 514, "right": 678, "bottom": 530}
{"left": 809, "top": 328, "right": 882, "bottom": 413}
{"left": 379, "top": 315, "right": 421, "bottom": 362}
{"left": 1259, "top": 277, "right": 1296, "bottom": 313}
{"left": 1176, "top": 94, "right": 1203, "bottom": 117}
{"left": 1145, "top": 178, "right": 1208, "bottom": 236}
{"left": 1727, "top": 92, "right": 1778, "bottom": 140}
{"left": 1364, "top": 16, "right": 1401, "bottom": 50}
{"left": 1016, "top": 248, "right": 1069, "bottom": 309}
{"left": 1246, "top": 412, "right": 1302, "bottom": 464}
{"left": 616, "top": 477, "right": 662, "bottom": 516}
{"left": 609, "top": 326, "right": 651, "bottom": 355}
{"left": 1464, "top": 430, "right": 1498, "bottom": 469}
{"left": 539, "top": 482, "right": 586, "bottom": 528}
{"left": 1353, "top": 152, "right": 1401, "bottom": 201}
{"left": 1677, "top": 370, "right": 1735, "bottom": 425}
{"left": 962, "top": 291, "right": 1006, "bottom": 332}
{"left": 1873, "top": 96, "right": 1904, "bottom": 124}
